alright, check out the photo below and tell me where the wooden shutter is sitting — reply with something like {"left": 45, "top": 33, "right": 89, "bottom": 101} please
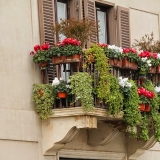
{"left": 84, "top": 0, "right": 97, "bottom": 46}
{"left": 38, "top": 0, "right": 57, "bottom": 83}
{"left": 117, "top": 6, "right": 130, "bottom": 48}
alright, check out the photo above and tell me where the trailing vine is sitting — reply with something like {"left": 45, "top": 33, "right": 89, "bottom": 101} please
{"left": 32, "top": 84, "right": 55, "bottom": 120}
{"left": 70, "top": 72, "right": 94, "bottom": 112}
{"left": 122, "top": 80, "right": 141, "bottom": 137}
{"left": 84, "top": 44, "right": 110, "bottom": 102}
{"left": 107, "top": 75, "right": 123, "bottom": 115}
{"left": 143, "top": 80, "right": 160, "bottom": 141}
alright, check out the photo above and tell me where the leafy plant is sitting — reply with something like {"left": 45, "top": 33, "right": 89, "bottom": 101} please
{"left": 107, "top": 75, "right": 123, "bottom": 115}
{"left": 84, "top": 44, "right": 110, "bottom": 103}
{"left": 52, "top": 18, "right": 99, "bottom": 47}
{"left": 70, "top": 72, "right": 94, "bottom": 112}
{"left": 54, "top": 80, "right": 70, "bottom": 94}
{"left": 30, "top": 43, "right": 51, "bottom": 63}
{"left": 132, "top": 32, "right": 160, "bottom": 53}
{"left": 32, "top": 84, "right": 55, "bottom": 120}
{"left": 121, "top": 80, "right": 141, "bottom": 137}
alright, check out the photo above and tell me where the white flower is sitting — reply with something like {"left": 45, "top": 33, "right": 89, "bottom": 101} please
{"left": 157, "top": 53, "right": 160, "bottom": 59}
{"left": 155, "top": 86, "right": 160, "bottom": 93}
{"left": 52, "top": 77, "right": 60, "bottom": 86}
{"left": 60, "top": 77, "right": 63, "bottom": 80}
{"left": 66, "top": 85, "right": 70, "bottom": 88}
{"left": 141, "top": 57, "right": 147, "bottom": 62}
{"left": 146, "top": 60, "right": 152, "bottom": 66}
{"left": 126, "top": 82, "right": 132, "bottom": 88}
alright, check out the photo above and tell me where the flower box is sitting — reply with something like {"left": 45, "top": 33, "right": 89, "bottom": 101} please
{"left": 52, "top": 56, "right": 66, "bottom": 64}
{"left": 157, "top": 65, "right": 160, "bottom": 73}
{"left": 109, "top": 58, "right": 122, "bottom": 68}
{"left": 122, "top": 58, "right": 138, "bottom": 70}
{"left": 149, "top": 67, "right": 156, "bottom": 74}
{"left": 58, "top": 92, "right": 67, "bottom": 98}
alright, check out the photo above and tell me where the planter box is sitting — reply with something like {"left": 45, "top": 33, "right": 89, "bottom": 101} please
{"left": 109, "top": 58, "right": 122, "bottom": 68}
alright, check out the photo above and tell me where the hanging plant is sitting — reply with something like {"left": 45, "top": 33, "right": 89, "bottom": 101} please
{"left": 119, "top": 77, "right": 141, "bottom": 137}
{"left": 107, "top": 75, "right": 123, "bottom": 116}
{"left": 84, "top": 44, "right": 110, "bottom": 103}
{"left": 32, "top": 84, "right": 55, "bottom": 120}
{"left": 70, "top": 72, "right": 94, "bottom": 112}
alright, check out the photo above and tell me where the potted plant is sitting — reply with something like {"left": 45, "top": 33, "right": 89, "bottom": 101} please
{"left": 122, "top": 48, "right": 139, "bottom": 70}
{"left": 30, "top": 42, "right": 51, "bottom": 67}
{"left": 70, "top": 72, "right": 94, "bottom": 112}
{"left": 118, "top": 77, "right": 141, "bottom": 137}
{"left": 51, "top": 38, "right": 82, "bottom": 64}
{"left": 32, "top": 84, "right": 55, "bottom": 120}
{"left": 104, "top": 44, "right": 123, "bottom": 68}
{"left": 52, "top": 18, "right": 99, "bottom": 47}
{"left": 52, "top": 77, "right": 70, "bottom": 98}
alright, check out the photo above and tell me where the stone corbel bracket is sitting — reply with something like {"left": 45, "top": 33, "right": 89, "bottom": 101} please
{"left": 127, "top": 134, "right": 156, "bottom": 160}
{"left": 42, "top": 115, "right": 97, "bottom": 155}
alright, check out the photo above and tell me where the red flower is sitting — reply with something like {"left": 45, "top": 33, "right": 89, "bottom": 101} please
{"left": 61, "top": 38, "right": 81, "bottom": 46}
{"left": 34, "top": 45, "right": 40, "bottom": 52}
{"left": 97, "top": 43, "right": 108, "bottom": 48}
{"left": 123, "top": 48, "right": 137, "bottom": 54}
{"left": 30, "top": 51, "right": 35, "bottom": 55}
{"left": 41, "top": 42, "right": 50, "bottom": 50}
{"left": 137, "top": 87, "right": 155, "bottom": 99}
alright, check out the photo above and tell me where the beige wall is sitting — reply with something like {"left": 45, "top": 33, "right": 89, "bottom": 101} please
{"left": 0, "top": 0, "right": 160, "bottom": 160}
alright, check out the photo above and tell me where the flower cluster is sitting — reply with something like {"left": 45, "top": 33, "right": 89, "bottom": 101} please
{"left": 141, "top": 57, "right": 152, "bottom": 66}
{"left": 97, "top": 43, "right": 108, "bottom": 48}
{"left": 118, "top": 77, "right": 132, "bottom": 88}
{"left": 108, "top": 45, "right": 123, "bottom": 53}
{"left": 30, "top": 42, "right": 50, "bottom": 55}
{"left": 137, "top": 87, "right": 155, "bottom": 98}
{"left": 52, "top": 77, "right": 70, "bottom": 94}
{"left": 57, "top": 38, "right": 81, "bottom": 46}
{"left": 138, "top": 50, "right": 158, "bottom": 59}
{"left": 123, "top": 48, "right": 137, "bottom": 54}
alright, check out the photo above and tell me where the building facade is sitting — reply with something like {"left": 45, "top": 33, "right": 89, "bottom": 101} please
{"left": 0, "top": 0, "right": 160, "bottom": 160}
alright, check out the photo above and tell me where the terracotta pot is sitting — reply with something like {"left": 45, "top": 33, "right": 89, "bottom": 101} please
{"left": 130, "top": 62, "right": 138, "bottom": 70}
{"left": 39, "top": 88, "right": 43, "bottom": 97}
{"left": 52, "top": 56, "right": 66, "bottom": 64}
{"left": 109, "top": 58, "right": 122, "bottom": 68}
{"left": 149, "top": 67, "right": 156, "bottom": 74}
{"left": 72, "top": 54, "right": 81, "bottom": 62}
{"left": 139, "top": 103, "right": 145, "bottom": 111}
{"left": 66, "top": 56, "right": 72, "bottom": 63}
{"left": 122, "top": 58, "right": 130, "bottom": 68}
{"left": 38, "top": 62, "right": 48, "bottom": 67}
{"left": 157, "top": 65, "right": 160, "bottom": 73}
{"left": 145, "top": 104, "right": 150, "bottom": 112}
{"left": 58, "top": 92, "right": 67, "bottom": 98}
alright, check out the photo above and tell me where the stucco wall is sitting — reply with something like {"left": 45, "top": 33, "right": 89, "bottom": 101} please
{"left": 0, "top": 0, "right": 160, "bottom": 160}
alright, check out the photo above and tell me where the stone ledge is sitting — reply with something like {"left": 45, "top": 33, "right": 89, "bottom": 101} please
{"left": 51, "top": 107, "right": 123, "bottom": 120}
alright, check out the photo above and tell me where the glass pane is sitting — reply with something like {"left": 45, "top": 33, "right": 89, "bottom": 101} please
{"left": 97, "top": 10, "right": 107, "bottom": 44}
{"left": 57, "top": 2, "right": 67, "bottom": 41}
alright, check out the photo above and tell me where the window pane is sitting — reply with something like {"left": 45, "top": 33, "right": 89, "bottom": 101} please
{"left": 97, "top": 10, "right": 107, "bottom": 44}
{"left": 57, "top": 2, "right": 67, "bottom": 41}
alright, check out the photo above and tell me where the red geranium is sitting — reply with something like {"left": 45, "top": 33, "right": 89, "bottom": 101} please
{"left": 34, "top": 45, "right": 40, "bottom": 52}
{"left": 137, "top": 87, "right": 155, "bottom": 98}
{"left": 138, "top": 50, "right": 157, "bottom": 59}
{"left": 97, "top": 43, "right": 108, "bottom": 48}
{"left": 61, "top": 38, "right": 81, "bottom": 46}
{"left": 123, "top": 48, "right": 137, "bottom": 54}
{"left": 41, "top": 42, "right": 50, "bottom": 50}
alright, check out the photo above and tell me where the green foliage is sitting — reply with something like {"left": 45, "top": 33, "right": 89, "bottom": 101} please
{"left": 32, "top": 84, "right": 55, "bottom": 120}
{"left": 85, "top": 44, "right": 110, "bottom": 102}
{"left": 104, "top": 48, "right": 123, "bottom": 60}
{"left": 140, "top": 113, "right": 149, "bottom": 141}
{"left": 107, "top": 75, "right": 123, "bottom": 115}
{"left": 123, "top": 80, "right": 141, "bottom": 136}
{"left": 123, "top": 52, "right": 140, "bottom": 63}
{"left": 143, "top": 80, "right": 160, "bottom": 141}
{"left": 33, "top": 49, "right": 52, "bottom": 63}
{"left": 55, "top": 80, "right": 70, "bottom": 94}
{"left": 52, "top": 18, "right": 99, "bottom": 46}
{"left": 70, "top": 72, "right": 94, "bottom": 112}
{"left": 132, "top": 32, "right": 160, "bottom": 53}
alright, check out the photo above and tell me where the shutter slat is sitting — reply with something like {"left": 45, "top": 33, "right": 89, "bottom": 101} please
{"left": 117, "top": 6, "right": 130, "bottom": 48}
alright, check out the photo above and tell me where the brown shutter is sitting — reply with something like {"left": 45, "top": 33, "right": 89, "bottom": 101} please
{"left": 38, "top": 0, "right": 57, "bottom": 83}
{"left": 117, "top": 6, "right": 130, "bottom": 48}
{"left": 84, "top": 0, "right": 97, "bottom": 46}
{"left": 38, "top": 0, "right": 56, "bottom": 45}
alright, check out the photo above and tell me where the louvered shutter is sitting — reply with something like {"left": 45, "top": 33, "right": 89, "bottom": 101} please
{"left": 117, "top": 6, "right": 130, "bottom": 48}
{"left": 84, "top": 0, "right": 97, "bottom": 47}
{"left": 38, "top": 0, "right": 57, "bottom": 83}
